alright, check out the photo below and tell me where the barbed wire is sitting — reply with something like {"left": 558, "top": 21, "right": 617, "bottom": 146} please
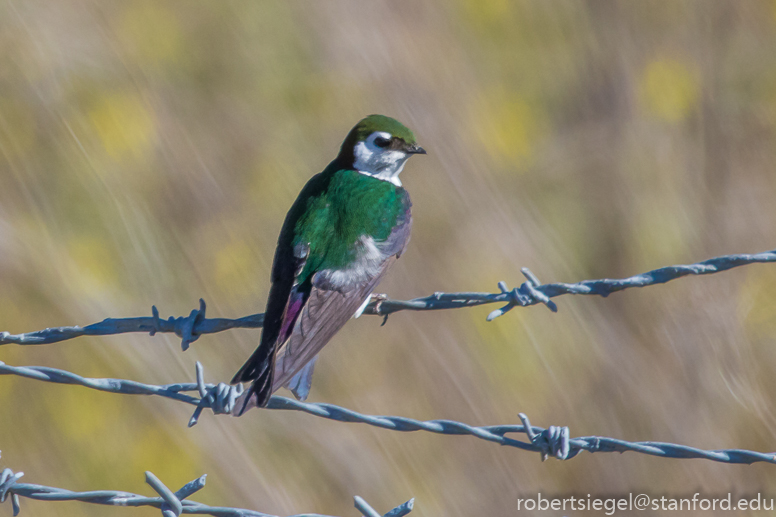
{"left": 2, "top": 249, "right": 775, "bottom": 468}
{"left": 1, "top": 361, "right": 774, "bottom": 466}
{"left": 2, "top": 249, "right": 773, "bottom": 349}
{"left": 0, "top": 452, "right": 414, "bottom": 517}
{"left": 0, "top": 299, "right": 264, "bottom": 351}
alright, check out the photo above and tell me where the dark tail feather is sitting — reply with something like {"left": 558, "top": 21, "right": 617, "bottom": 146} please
{"left": 236, "top": 368, "right": 273, "bottom": 415}
{"left": 231, "top": 345, "right": 267, "bottom": 384}
{"left": 231, "top": 345, "right": 275, "bottom": 414}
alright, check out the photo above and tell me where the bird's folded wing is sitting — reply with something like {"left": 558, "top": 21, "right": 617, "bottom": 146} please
{"left": 272, "top": 257, "right": 397, "bottom": 392}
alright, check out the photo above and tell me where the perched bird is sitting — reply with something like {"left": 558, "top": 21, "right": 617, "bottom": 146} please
{"left": 231, "top": 115, "right": 425, "bottom": 413}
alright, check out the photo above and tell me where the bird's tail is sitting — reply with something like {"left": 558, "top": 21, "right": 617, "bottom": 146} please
{"left": 231, "top": 346, "right": 275, "bottom": 414}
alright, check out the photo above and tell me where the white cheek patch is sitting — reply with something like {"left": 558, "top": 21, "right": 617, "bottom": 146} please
{"left": 353, "top": 133, "right": 408, "bottom": 187}
{"left": 353, "top": 140, "right": 376, "bottom": 172}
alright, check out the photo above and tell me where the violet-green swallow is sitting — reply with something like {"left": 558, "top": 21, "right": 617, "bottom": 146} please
{"left": 232, "top": 115, "right": 425, "bottom": 412}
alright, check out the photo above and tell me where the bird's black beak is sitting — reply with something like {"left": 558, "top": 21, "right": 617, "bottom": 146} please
{"left": 405, "top": 143, "right": 427, "bottom": 155}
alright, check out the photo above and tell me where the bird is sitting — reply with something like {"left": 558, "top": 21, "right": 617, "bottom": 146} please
{"left": 231, "top": 114, "right": 425, "bottom": 413}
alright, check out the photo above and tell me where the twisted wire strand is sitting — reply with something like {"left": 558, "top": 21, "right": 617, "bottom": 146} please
{"left": 2, "top": 249, "right": 773, "bottom": 348}
{"left": 0, "top": 452, "right": 412, "bottom": 517}
{"left": 1, "top": 361, "right": 773, "bottom": 466}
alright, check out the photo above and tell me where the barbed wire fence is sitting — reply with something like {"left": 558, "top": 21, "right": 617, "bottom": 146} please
{"left": 4, "top": 249, "right": 774, "bottom": 349}
{"left": 3, "top": 248, "right": 776, "bottom": 515}
{"left": 0, "top": 452, "right": 414, "bottom": 517}
{"left": 2, "top": 360, "right": 774, "bottom": 466}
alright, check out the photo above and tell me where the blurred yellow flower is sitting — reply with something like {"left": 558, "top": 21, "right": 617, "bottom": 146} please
{"left": 66, "top": 234, "right": 120, "bottom": 293}
{"left": 127, "top": 425, "right": 199, "bottom": 482}
{"left": 473, "top": 89, "right": 546, "bottom": 168}
{"left": 44, "top": 385, "right": 124, "bottom": 442}
{"left": 460, "top": 0, "right": 512, "bottom": 28}
{"left": 214, "top": 240, "right": 257, "bottom": 296}
{"left": 88, "top": 92, "right": 155, "bottom": 161}
{"left": 639, "top": 58, "right": 699, "bottom": 122}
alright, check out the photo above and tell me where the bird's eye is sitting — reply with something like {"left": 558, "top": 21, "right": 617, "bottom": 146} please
{"left": 374, "top": 136, "right": 391, "bottom": 148}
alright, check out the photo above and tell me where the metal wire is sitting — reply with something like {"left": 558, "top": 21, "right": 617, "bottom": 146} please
{"left": 1, "top": 361, "right": 773, "bottom": 466}
{"left": 2, "top": 249, "right": 773, "bottom": 349}
{"left": 2, "top": 248, "right": 775, "bottom": 469}
{"left": 0, "top": 452, "right": 413, "bottom": 517}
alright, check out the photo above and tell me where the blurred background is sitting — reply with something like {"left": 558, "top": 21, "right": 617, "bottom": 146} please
{"left": 2, "top": 1, "right": 776, "bottom": 515}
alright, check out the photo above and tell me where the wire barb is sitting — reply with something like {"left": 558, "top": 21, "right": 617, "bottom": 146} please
{"left": 145, "top": 471, "right": 183, "bottom": 517}
{"left": 178, "top": 299, "right": 207, "bottom": 351}
{"left": 354, "top": 496, "right": 414, "bottom": 517}
{"left": 354, "top": 496, "right": 382, "bottom": 517}
{"left": 518, "top": 413, "right": 570, "bottom": 461}
{"left": 189, "top": 362, "right": 244, "bottom": 427}
{"left": 383, "top": 498, "right": 415, "bottom": 517}
{"left": 487, "top": 269, "right": 557, "bottom": 321}
{"left": 0, "top": 453, "right": 23, "bottom": 517}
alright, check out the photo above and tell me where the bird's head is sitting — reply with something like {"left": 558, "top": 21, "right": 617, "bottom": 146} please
{"left": 338, "top": 114, "right": 426, "bottom": 186}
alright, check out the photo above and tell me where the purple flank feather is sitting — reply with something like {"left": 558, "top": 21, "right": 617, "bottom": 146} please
{"left": 280, "top": 289, "right": 305, "bottom": 343}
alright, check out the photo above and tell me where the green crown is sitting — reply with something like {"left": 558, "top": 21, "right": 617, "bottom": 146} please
{"left": 350, "top": 114, "right": 417, "bottom": 145}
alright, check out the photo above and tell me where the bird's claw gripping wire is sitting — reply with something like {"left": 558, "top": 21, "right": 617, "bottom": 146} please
{"left": 488, "top": 269, "right": 558, "bottom": 321}
{"left": 366, "top": 293, "right": 391, "bottom": 326}
{"left": 518, "top": 413, "right": 572, "bottom": 461}
{"left": 188, "top": 362, "right": 244, "bottom": 427}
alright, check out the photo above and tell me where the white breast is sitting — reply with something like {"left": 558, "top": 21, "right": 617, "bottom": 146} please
{"left": 313, "top": 235, "right": 385, "bottom": 292}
